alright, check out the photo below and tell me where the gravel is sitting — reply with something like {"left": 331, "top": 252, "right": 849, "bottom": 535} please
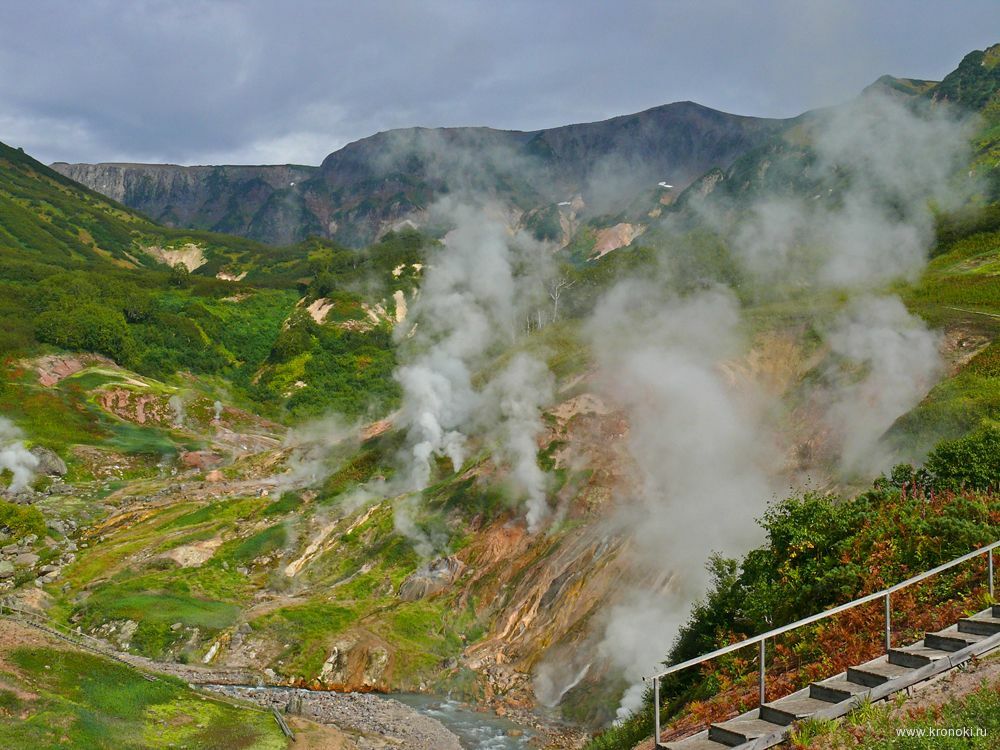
{"left": 205, "top": 685, "right": 463, "bottom": 750}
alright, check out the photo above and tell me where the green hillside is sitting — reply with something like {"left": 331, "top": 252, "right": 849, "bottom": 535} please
{"left": 1, "top": 42, "right": 1000, "bottom": 750}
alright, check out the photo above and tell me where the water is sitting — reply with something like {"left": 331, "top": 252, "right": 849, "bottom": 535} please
{"left": 385, "top": 693, "right": 535, "bottom": 750}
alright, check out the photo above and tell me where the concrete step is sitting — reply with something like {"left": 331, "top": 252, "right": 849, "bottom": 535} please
{"left": 810, "top": 676, "right": 870, "bottom": 703}
{"left": 760, "top": 694, "right": 834, "bottom": 725}
{"left": 847, "top": 655, "right": 916, "bottom": 687}
{"left": 925, "top": 625, "right": 990, "bottom": 652}
{"left": 661, "top": 735, "right": 732, "bottom": 750}
{"left": 709, "top": 717, "right": 785, "bottom": 746}
{"left": 888, "top": 642, "right": 952, "bottom": 668}
{"left": 957, "top": 615, "right": 1000, "bottom": 637}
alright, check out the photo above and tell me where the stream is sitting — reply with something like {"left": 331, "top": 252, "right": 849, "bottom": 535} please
{"left": 380, "top": 693, "right": 535, "bottom": 750}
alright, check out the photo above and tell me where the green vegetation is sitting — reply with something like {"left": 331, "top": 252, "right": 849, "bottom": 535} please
{"left": 0, "top": 500, "right": 45, "bottom": 541}
{"left": 0, "top": 140, "right": 426, "bottom": 421}
{"left": 0, "top": 645, "right": 284, "bottom": 749}
{"left": 588, "top": 431, "right": 1000, "bottom": 747}
{"left": 784, "top": 672, "right": 1000, "bottom": 748}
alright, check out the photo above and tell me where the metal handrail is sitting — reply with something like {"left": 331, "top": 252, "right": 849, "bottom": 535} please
{"left": 646, "top": 538, "right": 998, "bottom": 747}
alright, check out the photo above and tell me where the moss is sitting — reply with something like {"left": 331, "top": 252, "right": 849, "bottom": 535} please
{"left": 0, "top": 646, "right": 285, "bottom": 749}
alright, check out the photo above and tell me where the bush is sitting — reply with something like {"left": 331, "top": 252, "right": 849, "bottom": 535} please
{"left": 926, "top": 426, "right": 1000, "bottom": 491}
{"left": 0, "top": 500, "right": 45, "bottom": 542}
{"left": 35, "top": 303, "right": 134, "bottom": 363}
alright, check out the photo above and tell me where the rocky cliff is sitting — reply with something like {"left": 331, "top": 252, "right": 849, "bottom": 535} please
{"left": 50, "top": 162, "right": 318, "bottom": 245}
{"left": 53, "top": 101, "right": 789, "bottom": 247}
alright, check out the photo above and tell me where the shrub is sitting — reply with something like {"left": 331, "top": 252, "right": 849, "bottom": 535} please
{"left": 926, "top": 426, "right": 1000, "bottom": 491}
{"left": 35, "top": 303, "right": 134, "bottom": 363}
{"left": 0, "top": 500, "right": 45, "bottom": 542}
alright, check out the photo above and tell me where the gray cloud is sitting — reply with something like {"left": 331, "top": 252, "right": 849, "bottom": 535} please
{"left": 0, "top": 0, "right": 996, "bottom": 165}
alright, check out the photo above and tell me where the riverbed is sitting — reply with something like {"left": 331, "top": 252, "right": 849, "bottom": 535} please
{"left": 381, "top": 693, "right": 535, "bottom": 749}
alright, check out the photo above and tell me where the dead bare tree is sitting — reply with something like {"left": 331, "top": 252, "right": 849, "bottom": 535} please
{"left": 546, "top": 277, "right": 576, "bottom": 323}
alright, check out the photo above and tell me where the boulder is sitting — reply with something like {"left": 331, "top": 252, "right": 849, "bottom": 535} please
{"left": 179, "top": 451, "right": 224, "bottom": 470}
{"left": 13, "top": 552, "right": 39, "bottom": 567}
{"left": 0, "top": 560, "right": 14, "bottom": 579}
{"left": 397, "top": 556, "right": 465, "bottom": 601}
{"left": 30, "top": 446, "right": 67, "bottom": 477}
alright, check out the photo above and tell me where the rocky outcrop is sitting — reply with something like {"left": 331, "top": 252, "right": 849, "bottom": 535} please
{"left": 397, "top": 556, "right": 465, "bottom": 601}
{"left": 29, "top": 447, "right": 67, "bottom": 477}
{"left": 50, "top": 162, "right": 318, "bottom": 245}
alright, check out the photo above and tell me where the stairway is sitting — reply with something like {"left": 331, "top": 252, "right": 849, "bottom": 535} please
{"left": 660, "top": 605, "right": 1000, "bottom": 750}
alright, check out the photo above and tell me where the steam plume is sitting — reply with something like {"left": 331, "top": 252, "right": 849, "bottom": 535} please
{"left": 586, "top": 281, "right": 781, "bottom": 716}
{"left": 168, "top": 395, "right": 185, "bottom": 427}
{"left": 823, "top": 295, "right": 942, "bottom": 474}
{"left": 391, "top": 201, "right": 556, "bottom": 543}
{"left": 0, "top": 417, "right": 39, "bottom": 493}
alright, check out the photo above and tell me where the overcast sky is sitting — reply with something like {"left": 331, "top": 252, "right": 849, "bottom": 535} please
{"left": 1, "top": 0, "right": 997, "bottom": 166}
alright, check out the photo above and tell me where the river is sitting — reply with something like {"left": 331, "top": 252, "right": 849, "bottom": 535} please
{"left": 382, "top": 693, "right": 536, "bottom": 750}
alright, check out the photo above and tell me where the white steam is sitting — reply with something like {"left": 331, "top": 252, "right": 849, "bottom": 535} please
{"left": 168, "top": 395, "right": 185, "bottom": 427}
{"left": 280, "top": 414, "right": 360, "bottom": 489}
{"left": 823, "top": 295, "right": 942, "bottom": 475}
{"left": 477, "top": 353, "right": 555, "bottom": 530}
{"left": 391, "top": 201, "right": 556, "bottom": 546}
{"left": 586, "top": 282, "right": 781, "bottom": 717}
{"left": 0, "top": 417, "right": 39, "bottom": 493}
{"left": 546, "top": 90, "right": 973, "bottom": 719}
{"left": 731, "top": 93, "right": 974, "bottom": 289}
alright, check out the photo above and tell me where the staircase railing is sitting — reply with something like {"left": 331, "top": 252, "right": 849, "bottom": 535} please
{"left": 645, "top": 539, "right": 999, "bottom": 747}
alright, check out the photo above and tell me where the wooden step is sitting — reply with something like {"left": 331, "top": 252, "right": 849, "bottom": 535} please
{"left": 760, "top": 694, "right": 833, "bottom": 725}
{"left": 957, "top": 615, "right": 1000, "bottom": 637}
{"left": 809, "top": 676, "right": 870, "bottom": 703}
{"left": 925, "top": 626, "right": 990, "bottom": 652}
{"left": 888, "top": 642, "right": 952, "bottom": 668}
{"left": 709, "top": 717, "right": 785, "bottom": 746}
{"left": 661, "top": 735, "right": 732, "bottom": 750}
{"left": 847, "top": 656, "right": 916, "bottom": 687}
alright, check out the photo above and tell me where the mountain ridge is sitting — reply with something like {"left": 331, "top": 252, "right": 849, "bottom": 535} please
{"left": 52, "top": 100, "right": 790, "bottom": 247}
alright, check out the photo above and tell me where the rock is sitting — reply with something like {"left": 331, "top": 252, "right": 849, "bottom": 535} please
{"left": 204, "top": 469, "right": 224, "bottom": 483}
{"left": 22, "top": 535, "right": 37, "bottom": 546}
{"left": 179, "top": 451, "right": 223, "bottom": 470}
{"left": 0, "top": 561, "right": 14, "bottom": 579}
{"left": 38, "top": 564, "right": 60, "bottom": 575}
{"left": 1, "top": 544, "right": 18, "bottom": 555}
{"left": 237, "top": 622, "right": 252, "bottom": 635}
{"left": 30, "top": 446, "right": 67, "bottom": 477}
{"left": 13, "top": 553, "right": 39, "bottom": 567}
{"left": 398, "top": 556, "right": 465, "bottom": 601}
{"left": 170, "top": 622, "right": 184, "bottom": 631}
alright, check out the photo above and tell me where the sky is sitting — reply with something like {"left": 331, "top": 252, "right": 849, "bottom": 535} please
{"left": 1, "top": 0, "right": 997, "bottom": 167}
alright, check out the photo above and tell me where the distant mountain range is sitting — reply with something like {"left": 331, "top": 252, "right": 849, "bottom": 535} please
{"left": 49, "top": 45, "right": 1000, "bottom": 250}
{"left": 53, "top": 101, "right": 788, "bottom": 247}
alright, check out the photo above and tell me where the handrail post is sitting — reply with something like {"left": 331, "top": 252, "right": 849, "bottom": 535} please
{"left": 758, "top": 639, "right": 766, "bottom": 706}
{"left": 990, "top": 551, "right": 995, "bottom": 600}
{"left": 653, "top": 676, "right": 661, "bottom": 749}
{"left": 884, "top": 592, "right": 891, "bottom": 652}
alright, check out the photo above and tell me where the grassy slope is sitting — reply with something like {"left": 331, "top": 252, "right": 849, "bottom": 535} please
{"left": 2, "top": 46, "right": 1000, "bottom": 750}
{"left": 0, "top": 624, "right": 285, "bottom": 749}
